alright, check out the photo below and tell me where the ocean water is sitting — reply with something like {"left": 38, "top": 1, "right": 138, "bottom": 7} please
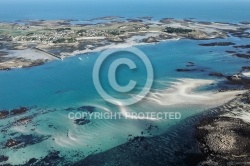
{"left": 0, "top": 0, "right": 250, "bottom": 23}
{"left": 0, "top": 38, "right": 248, "bottom": 109}
{"left": 0, "top": 0, "right": 250, "bottom": 165}
{"left": 1, "top": 38, "right": 249, "bottom": 164}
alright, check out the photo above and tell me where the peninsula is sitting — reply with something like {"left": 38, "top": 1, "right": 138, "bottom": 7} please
{"left": 1, "top": 18, "right": 250, "bottom": 70}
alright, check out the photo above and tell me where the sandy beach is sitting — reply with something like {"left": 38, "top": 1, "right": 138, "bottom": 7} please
{"left": 1, "top": 18, "right": 250, "bottom": 70}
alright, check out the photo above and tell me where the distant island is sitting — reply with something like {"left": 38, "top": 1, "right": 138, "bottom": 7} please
{"left": 1, "top": 17, "right": 250, "bottom": 70}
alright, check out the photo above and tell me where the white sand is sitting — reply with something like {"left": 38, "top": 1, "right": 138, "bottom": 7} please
{"left": 242, "top": 72, "right": 250, "bottom": 77}
{"left": 144, "top": 78, "right": 246, "bottom": 107}
{"left": 115, "top": 79, "right": 246, "bottom": 120}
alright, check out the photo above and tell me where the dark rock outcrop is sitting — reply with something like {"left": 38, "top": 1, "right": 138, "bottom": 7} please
{"left": 226, "top": 75, "right": 250, "bottom": 86}
{"left": 0, "top": 110, "right": 9, "bottom": 119}
{"left": 225, "top": 50, "right": 236, "bottom": 54}
{"left": 5, "top": 139, "right": 21, "bottom": 148}
{"left": 233, "top": 53, "right": 250, "bottom": 59}
{"left": 196, "top": 117, "right": 250, "bottom": 165}
{"left": 31, "top": 151, "right": 65, "bottom": 165}
{"left": 199, "top": 42, "right": 235, "bottom": 46}
{"left": 0, "top": 155, "right": 9, "bottom": 163}
{"left": 10, "top": 107, "right": 29, "bottom": 116}
{"left": 234, "top": 45, "right": 250, "bottom": 49}
{"left": 226, "top": 29, "right": 250, "bottom": 38}
{"left": 77, "top": 106, "right": 95, "bottom": 113}
{"left": 176, "top": 68, "right": 197, "bottom": 72}
{"left": 242, "top": 66, "right": 250, "bottom": 71}
{"left": 142, "top": 37, "right": 159, "bottom": 43}
{"left": 74, "top": 117, "right": 90, "bottom": 125}
{"left": 186, "top": 62, "right": 195, "bottom": 67}
{"left": 209, "top": 72, "right": 224, "bottom": 77}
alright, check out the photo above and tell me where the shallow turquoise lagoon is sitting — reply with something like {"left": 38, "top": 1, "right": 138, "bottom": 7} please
{"left": 0, "top": 37, "right": 249, "bottom": 164}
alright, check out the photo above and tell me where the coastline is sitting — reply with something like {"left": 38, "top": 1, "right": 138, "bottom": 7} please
{"left": 70, "top": 90, "right": 249, "bottom": 166}
{"left": 1, "top": 18, "right": 250, "bottom": 70}
{"left": 0, "top": 77, "right": 248, "bottom": 165}
{"left": 195, "top": 91, "right": 250, "bottom": 165}
{"left": 1, "top": 17, "right": 250, "bottom": 165}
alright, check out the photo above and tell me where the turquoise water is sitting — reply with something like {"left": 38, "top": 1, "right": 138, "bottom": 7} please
{"left": 0, "top": 38, "right": 248, "bottom": 109}
{"left": 1, "top": 37, "right": 249, "bottom": 164}
{"left": 0, "top": 0, "right": 250, "bottom": 165}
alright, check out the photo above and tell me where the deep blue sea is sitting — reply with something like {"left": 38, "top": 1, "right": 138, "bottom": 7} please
{"left": 0, "top": 0, "right": 250, "bottom": 23}
{"left": 0, "top": 0, "right": 250, "bottom": 165}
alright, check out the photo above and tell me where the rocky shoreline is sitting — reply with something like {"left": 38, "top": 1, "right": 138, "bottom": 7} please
{"left": 0, "top": 18, "right": 250, "bottom": 70}
{"left": 0, "top": 84, "right": 249, "bottom": 165}
{"left": 69, "top": 90, "right": 250, "bottom": 166}
{"left": 195, "top": 91, "right": 250, "bottom": 165}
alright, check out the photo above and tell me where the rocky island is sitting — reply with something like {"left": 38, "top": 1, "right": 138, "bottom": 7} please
{"left": 1, "top": 18, "right": 250, "bottom": 70}
{"left": 196, "top": 91, "right": 250, "bottom": 165}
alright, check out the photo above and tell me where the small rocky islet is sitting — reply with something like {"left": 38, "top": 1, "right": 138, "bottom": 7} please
{"left": 0, "top": 106, "right": 29, "bottom": 119}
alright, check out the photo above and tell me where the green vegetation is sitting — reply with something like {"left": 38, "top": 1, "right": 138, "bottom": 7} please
{"left": 67, "top": 38, "right": 76, "bottom": 43}
{"left": 26, "top": 32, "right": 34, "bottom": 36}
{"left": 53, "top": 38, "right": 66, "bottom": 43}
{"left": 163, "top": 27, "right": 193, "bottom": 34}
{"left": 77, "top": 29, "right": 87, "bottom": 34}
{"left": 53, "top": 37, "right": 76, "bottom": 43}
{"left": 77, "top": 29, "right": 87, "bottom": 36}
{"left": 108, "top": 30, "right": 120, "bottom": 36}
{"left": 56, "top": 28, "right": 71, "bottom": 32}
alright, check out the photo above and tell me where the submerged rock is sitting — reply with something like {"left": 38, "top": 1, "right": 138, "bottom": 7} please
{"left": 225, "top": 50, "right": 237, "bottom": 54}
{"left": 209, "top": 72, "right": 224, "bottom": 77}
{"left": 233, "top": 53, "right": 250, "bottom": 59}
{"left": 129, "top": 136, "right": 146, "bottom": 142}
{"left": 234, "top": 44, "right": 250, "bottom": 49}
{"left": 176, "top": 68, "right": 197, "bottom": 72}
{"left": 74, "top": 117, "right": 90, "bottom": 125}
{"left": 30, "top": 151, "right": 65, "bottom": 165}
{"left": 27, "top": 158, "right": 38, "bottom": 165}
{"left": 77, "top": 106, "right": 95, "bottom": 113}
{"left": 4, "top": 134, "right": 50, "bottom": 149}
{"left": 199, "top": 42, "right": 235, "bottom": 46}
{"left": 186, "top": 62, "right": 195, "bottom": 67}
{"left": 0, "top": 155, "right": 8, "bottom": 163}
